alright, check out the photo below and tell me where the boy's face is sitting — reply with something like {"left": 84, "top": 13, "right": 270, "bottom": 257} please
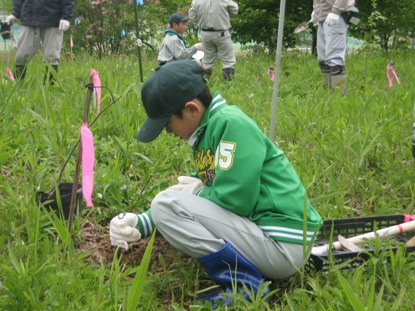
{"left": 172, "top": 21, "right": 188, "bottom": 34}
{"left": 165, "top": 101, "right": 204, "bottom": 140}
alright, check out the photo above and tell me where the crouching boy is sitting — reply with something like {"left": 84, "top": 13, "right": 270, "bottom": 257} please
{"left": 110, "top": 60, "right": 322, "bottom": 308}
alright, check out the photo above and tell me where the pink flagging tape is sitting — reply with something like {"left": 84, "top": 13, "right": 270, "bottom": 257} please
{"left": 90, "top": 69, "right": 101, "bottom": 113}
{"left": 80, "top": 123, "right": 95, "bottom": 207}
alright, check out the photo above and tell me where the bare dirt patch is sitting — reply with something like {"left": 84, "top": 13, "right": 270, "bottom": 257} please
{"left": 74, "top": 220, "right": 199, "bottom": 307}
{"left": 74, "top": 220, "right": 287, "bottom": 308}
{"left": 75, "top": 220, "right": 188, "bottom": 273}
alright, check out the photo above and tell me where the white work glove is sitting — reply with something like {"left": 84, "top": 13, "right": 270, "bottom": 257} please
{"left": 193, "top": 43, "right": 203, "bottom": 51}
{"left": 324, "top": 13, "right": 339, "bottom": 26}
{"left": 136, "top": 38, "right": 143, "bottom": 47}
{"left": 6, "top": 15, "right": 17, "bottom": 25}
{"left": 109, "top": 212, "right": 141, "bottom": 250}
{"left": 59, "top": 19, "right": 70, "bottom": 31}
{"left": 168, "top": 176, "right": 204, "bottom": 195}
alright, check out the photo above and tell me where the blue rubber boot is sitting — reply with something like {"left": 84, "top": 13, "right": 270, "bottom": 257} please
{"left": 196, "top": 242, "right": 269, "bottom": 308}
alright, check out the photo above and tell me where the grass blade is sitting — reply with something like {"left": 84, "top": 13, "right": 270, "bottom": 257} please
{"left": 127, "top": 230, "right": 157, "bottom": 311}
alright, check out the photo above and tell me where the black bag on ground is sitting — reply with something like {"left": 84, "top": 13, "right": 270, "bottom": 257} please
{"left": 36, "top": 183, "right": 83, "bottom": 220}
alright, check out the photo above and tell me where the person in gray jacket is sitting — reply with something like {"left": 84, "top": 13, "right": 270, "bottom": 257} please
{"left": 157, "top": 13, "right": 203, "bottom": 66}
{"left": 6, "top": 0, "right": 74, "bottom": 83}
{"left": 311, "top": 0, "right": 354, "bottom": 94}
{"left": 189, "top": 0, "right": 238, "bottom": 80}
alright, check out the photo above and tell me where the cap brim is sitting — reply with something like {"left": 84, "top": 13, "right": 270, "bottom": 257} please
{"left": 135, "top": 116, "right": 170, "bottom": 143}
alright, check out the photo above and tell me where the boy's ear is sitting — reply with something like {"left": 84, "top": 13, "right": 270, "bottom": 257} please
{"left": 184, "top": 101, "right": 201, "bottom": 113}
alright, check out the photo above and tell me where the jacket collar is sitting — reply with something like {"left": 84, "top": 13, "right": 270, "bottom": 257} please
{"left": 165, "top": 29, "right": 187, "bottom": 47}
{"left": 187, "top": 91, "right": 227, "bottom": 146}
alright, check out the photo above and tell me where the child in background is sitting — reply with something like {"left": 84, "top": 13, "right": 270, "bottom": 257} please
{"left": 157, "top": 13, "right": 203, "bottom": 66}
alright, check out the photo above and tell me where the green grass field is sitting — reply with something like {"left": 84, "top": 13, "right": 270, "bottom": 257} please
{"left": 1, "top": 47, "right": 415, "bottom": 310}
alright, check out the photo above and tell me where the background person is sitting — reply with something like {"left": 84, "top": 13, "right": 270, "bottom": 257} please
{"left": 311, "top": 0, "right": 354, "bottom": 94}
{"left": 188, "top": 0, "right": 238, "bottom": 80}
{"left": 157, "top": 13, "right": 203, "bottom": 66}
{"left": 6, "top": 0, "right": 74, "bottom": 83}
{"left": 109, "top": 60, "right": 322, "bottom": 307}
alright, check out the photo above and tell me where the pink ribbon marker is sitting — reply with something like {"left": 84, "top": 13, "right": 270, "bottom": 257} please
{"left": 6, "top": 68, "right": 15, "bottom": 81}
{"left": 81, "top": 123, "right": 95, "bottom": 207}
{"left": 267, "top": 67, "right": 275, "bottom": 82}
{"left": 6, "top": 36, "right": 15, "bottom": 81}
{"left": 386, "top": 62, "right": 400, "bottom": 87}
{"left": 404, "top": 214, "right": 415, "bottom": 222}
{"left": 70, "top": 35, "right": 74, "bottom": 48}
{"left": 90, "top": 69, "right": 101, "bottom": 113}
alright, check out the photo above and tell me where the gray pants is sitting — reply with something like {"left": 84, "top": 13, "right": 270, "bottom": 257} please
{"left": 150, "top": 189, "right": 306, "bottom": 280}
{"left": 15, "top": 26, "right": 64, "bottom": 66}
{"left": 200, "top": 30, "right": 236, "bottom": 70}
{"left": 317, "top": 18, "right": 348, "bottom": 66}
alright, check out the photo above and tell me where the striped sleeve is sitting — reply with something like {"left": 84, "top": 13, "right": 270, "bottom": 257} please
{"left": 259, "top": 225, "right": 318, "bottom": 244}
{"left": 136, "top": 210, "right": 155, "bottom": 238}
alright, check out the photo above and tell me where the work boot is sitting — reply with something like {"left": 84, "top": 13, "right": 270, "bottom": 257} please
{"left": 196, "top": 242, "right": 269, "bottom": 309}
{"left": 222, "top": 67, "right": 235, "bottom": 80}
{"left": 319, "top": 63, "right": 331, "bottom": 89}
{"left": 44, "top": 65, "right": 59, "bottom": 85}
{"left": 15, "top": 65, "right": 27, "bottom": 81}
{"left": 330, "top": 65, "right": 347, "bottom": 95}
{"left": 201, "top": 68, "right": 213, "bottom": 80}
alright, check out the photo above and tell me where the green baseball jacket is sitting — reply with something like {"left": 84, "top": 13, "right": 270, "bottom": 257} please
{"left": 137, "top": 91, "right": 322, "bottom": 245}
{"left": 192, "top": 91, "right": 322, "bottom": 245}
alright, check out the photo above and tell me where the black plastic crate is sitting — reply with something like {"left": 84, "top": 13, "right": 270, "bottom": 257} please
{"left": 306, "top": 214, "right": 415, "bottom": 271}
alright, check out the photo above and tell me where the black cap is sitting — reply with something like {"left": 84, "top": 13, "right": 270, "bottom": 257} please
{"left": 168, "top": 13, "right": 189, "bottom": 26}
{"left": 136, "top": 60, "right": 206, "bottom": 143}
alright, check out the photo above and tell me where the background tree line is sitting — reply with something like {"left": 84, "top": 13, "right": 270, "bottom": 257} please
{"left": 3, "top": 0, "right": 414, "bottom": 55}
